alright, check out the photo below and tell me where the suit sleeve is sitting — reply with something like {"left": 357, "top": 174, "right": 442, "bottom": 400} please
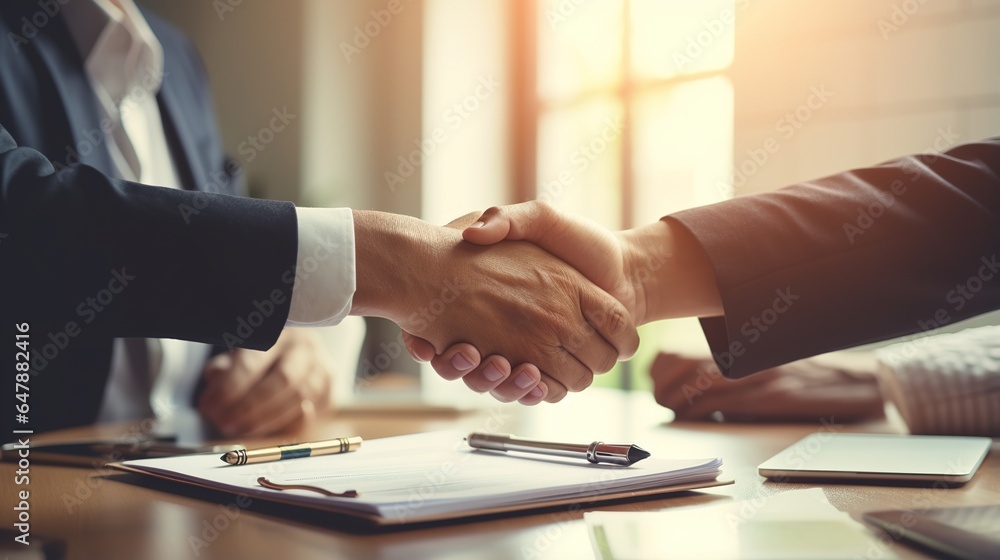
{"left": 668, "top": 137, "right": 1000, "bottom": 378}
{"left": 0, "top": 123, "right": 298, "bottom": 350}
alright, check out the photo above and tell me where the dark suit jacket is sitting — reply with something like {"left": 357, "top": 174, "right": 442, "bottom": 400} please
{"left": 671, "top": 138, "right": 1000, "bottom": 378}
{"left": 0, "top": 3, "right": 298, "bottom": 435}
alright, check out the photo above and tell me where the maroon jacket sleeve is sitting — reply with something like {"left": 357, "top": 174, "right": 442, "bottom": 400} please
{"left": 668, "top": 137, "right": 1000, "bottom": 378}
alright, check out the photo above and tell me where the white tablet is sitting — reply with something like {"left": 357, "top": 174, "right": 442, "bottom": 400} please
{"left": 758, "top": 433, "right": 992, "bottom": 484}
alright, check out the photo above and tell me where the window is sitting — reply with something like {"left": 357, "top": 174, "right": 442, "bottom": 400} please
{"left": 531, "top": 0, "right": 736, "bottom": 388}
{"left": 419, "top": 0, "right": 738, "bottom": 399}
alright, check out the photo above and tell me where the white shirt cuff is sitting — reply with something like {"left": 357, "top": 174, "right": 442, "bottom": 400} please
{"left": 287, "top": 207, "right": 356, "bottom": 327}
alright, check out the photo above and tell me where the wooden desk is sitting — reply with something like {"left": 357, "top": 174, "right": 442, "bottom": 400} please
{"left": 3, "top": 388, "right": 998, "bottom": 560}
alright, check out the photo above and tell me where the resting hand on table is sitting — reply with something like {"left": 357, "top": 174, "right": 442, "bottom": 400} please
{"left": 197, "top": 328, "right": 333, "bottom": 437}
{"left": 650, "top": 352, "right": 886, "bottom": 422}
{"left": 403, "top": 201, "right": 722, "bottom": 400}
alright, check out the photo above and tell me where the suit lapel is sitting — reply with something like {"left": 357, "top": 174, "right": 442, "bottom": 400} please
{"left": 31, "top": 15, "right": 116, "bottom": 175}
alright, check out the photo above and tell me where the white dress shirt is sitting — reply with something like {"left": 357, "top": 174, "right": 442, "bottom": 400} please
{"left": 61, "top": 0, "right": 356, "bottom": 423}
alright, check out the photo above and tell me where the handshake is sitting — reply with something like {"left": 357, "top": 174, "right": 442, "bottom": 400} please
{"left": 350, "top": 201, "right": 723, "bottom": 406}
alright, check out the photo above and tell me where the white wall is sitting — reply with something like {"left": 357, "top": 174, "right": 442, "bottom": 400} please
{"left": 732, "top": 0, "right": 1000, "bottom": 194}
{"left": 730, "top": 0, "right": 1000, "bottom": 338}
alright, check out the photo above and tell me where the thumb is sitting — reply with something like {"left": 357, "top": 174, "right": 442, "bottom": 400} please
{"left": 462, "top": 201, "right": 559, "bottom": 245}
{"left": 196, "top": 352, "right": 234, "bottom": 410}
{"left": 443, "top": 211, "right": 483, "bottom": 231}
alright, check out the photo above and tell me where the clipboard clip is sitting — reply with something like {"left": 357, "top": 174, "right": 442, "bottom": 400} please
{"left": 256, "top": 477, "right": 359, "bottom": 498}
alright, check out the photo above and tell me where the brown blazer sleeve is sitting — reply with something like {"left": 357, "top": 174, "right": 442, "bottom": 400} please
{"left": 668, "top": 137, "right": 1000, "bottom": 378}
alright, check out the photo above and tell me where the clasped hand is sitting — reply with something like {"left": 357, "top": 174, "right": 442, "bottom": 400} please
{"left": 392, "top": 202, "right": 655, "bottom": 405}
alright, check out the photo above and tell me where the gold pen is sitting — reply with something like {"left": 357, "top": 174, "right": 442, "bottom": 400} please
{"left": 221, "top": 436, "right": 362, "bottom": 466}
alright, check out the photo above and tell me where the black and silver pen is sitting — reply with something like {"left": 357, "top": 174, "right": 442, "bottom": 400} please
{"left": 466, "top": 433, "right": 651, "bottom": 466}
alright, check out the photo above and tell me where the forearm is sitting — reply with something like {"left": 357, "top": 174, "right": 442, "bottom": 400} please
{"left": 0, "top": 125, "right": 296, "bottom": 349}
{"left": 349, "top": 210, "right": 452, "bottom": 323}
{"left": 620, "top": 218, "right": 723, "bottom": 325}
{"left": 665, "top": 137, "right": 1000, "bottom": 378}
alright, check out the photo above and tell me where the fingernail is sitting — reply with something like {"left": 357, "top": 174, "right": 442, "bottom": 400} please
{"left": 514, "top": 371, "right": 534, "bottom": 389}
{"left": 483, "top": 363, "right": 504, "bottom": 382}
{"left": 451, "top": 352, "right": 474, "bottom": 371}
{"left": 470, "top": 221, "right": 485, "bottom": 229}
{"left": 528, "top": 386, "right": 544, "bottom": 399}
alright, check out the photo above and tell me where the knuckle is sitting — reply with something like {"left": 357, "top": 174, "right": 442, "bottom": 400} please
{"left": 566, "top": 367, "right": 593, "bottom": 392}
{"left": 607, "top": 304, "right": 628, "bottom": 336}
{"left": 272, "top": 369, "right": 292, "bottom": 390}
{"left": 595, "top": 351, "right": 617, "bottom": 375}
{"left": 532, "top": 199, "right": 555, "bottom": 219}
{"left": 572, "top": 373, "right": 594, "bottom": 392}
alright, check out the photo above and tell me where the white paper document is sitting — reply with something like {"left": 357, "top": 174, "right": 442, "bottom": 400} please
{"left": 586, "top": 488, "right": 896, "bottom": 560}
{"left": 122, "top": 431, "right": 724, "bottom": 523}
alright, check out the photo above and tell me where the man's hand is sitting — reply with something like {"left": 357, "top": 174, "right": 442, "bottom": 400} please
{"left": 650, "top": 352, "right": 886, "bottom": 422}
{"left": 403, "top": 201, "right": 722, "bottom": 396}
{"left": 351, "top": 210, "right": 639, "bottom": 404}
{"left": 197, "top": 328, "right": 333, "bottom": 436}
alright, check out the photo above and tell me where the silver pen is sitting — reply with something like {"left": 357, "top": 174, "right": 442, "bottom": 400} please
{"left": 466, "top": 433, "right": 651, "bottom": 466}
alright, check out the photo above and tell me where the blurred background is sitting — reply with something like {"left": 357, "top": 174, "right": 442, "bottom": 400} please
{"left": 141, "top": 0, "right": 1000, "bottom": 405}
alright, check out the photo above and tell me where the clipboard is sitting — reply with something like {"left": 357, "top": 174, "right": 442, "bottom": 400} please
{"left": 111, "top": 460, "right": 732, "bottom": 525}
{"left": 109, "top": 431, "right": 733, "bottom": 526}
